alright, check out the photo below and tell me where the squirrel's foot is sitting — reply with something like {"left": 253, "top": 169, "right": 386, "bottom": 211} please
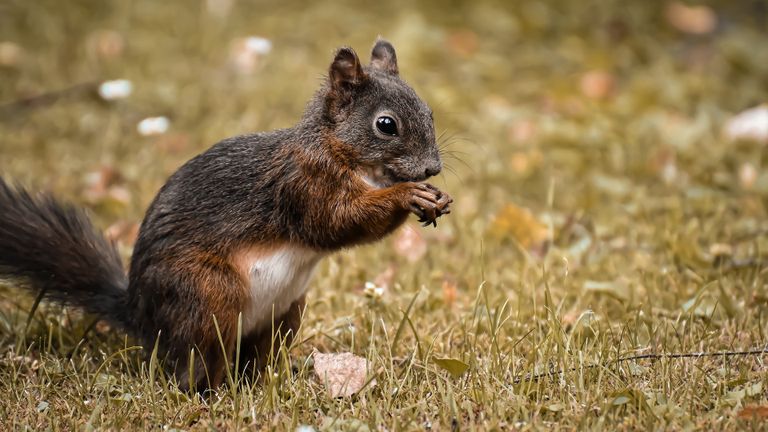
{"left": 406, "top": 183, "right": 453, "bottom": 227}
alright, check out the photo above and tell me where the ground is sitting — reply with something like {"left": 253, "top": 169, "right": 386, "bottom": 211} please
{"left": 1, "top": 0, "right": 767, "bottom": 430}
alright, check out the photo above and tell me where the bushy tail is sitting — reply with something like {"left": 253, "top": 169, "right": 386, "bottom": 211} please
{"left": 0, "top": 178, "right": 132, "bottom": 330}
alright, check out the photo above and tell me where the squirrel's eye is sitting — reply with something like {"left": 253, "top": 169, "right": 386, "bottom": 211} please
{"left": 375, "top": 116, "right": 398, "bottom": 136}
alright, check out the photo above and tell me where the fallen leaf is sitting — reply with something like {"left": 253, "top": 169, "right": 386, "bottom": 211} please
{"left": 442, "top": 276, "right": 458, "bottom": 307}
{"left": 433, "top": 357, "right": 469, "bottom": 378}
{"left": 739, "top": 163, "right": 758, "bottom": 189}
{"left": 87, "top": 30, "right": 124, "bottom": 60}
{"left": 393, "top": 224, "right": 427, "bottom": 262}
{"left": 36, "top": 401, "right": 49, "bottom": 413}
{"left": 665, "top": 2, "right": 717, "bottom": 35}
{"left": 738, "top": 405, "right": 768, "bottom": 419}
{"left": 546, "top": 403, "right": 565, "bottom": 412}
{"left": 507, "top": 119, "right": 538, "bottom": 144}
{"left": 612, "top": 395, "right": 631, "bottom": 406}
{"left": 580, "top": 70, "right": 615, "bottom": 100}
{"left": 107, "top": 185, "right": 132, "bottom": 206}
{"left": 84, "top": 165, "right": 121, "bottom": 190}
{"left": 508, "top": 150, "right": 542, "bottom": 177}
{"left": 313, "top": 352, "right": 374, "bottom": 398}
{"left": 229, "top": 36, "right": 272, "bottom": 74}
{"left": 0, "top": 41, "right": 23, "bottom": 67}
{"left": 446, "top": 29, "right": 479, "bottom": 57}
{"left": 724, "top": 104, "right": 768, "bottom": 144}
{"left": 82, "top": 165, "right": 123, "bottom": 203}
{"left": 489, "top": 204, "right": 550, "bottom": 257}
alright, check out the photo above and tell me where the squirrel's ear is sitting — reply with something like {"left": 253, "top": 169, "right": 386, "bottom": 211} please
{"left": 370, "top": 39, "right": 398, "bottom": 75}
{"left": 329, "top": 47, "right": 366, "bottom": 90}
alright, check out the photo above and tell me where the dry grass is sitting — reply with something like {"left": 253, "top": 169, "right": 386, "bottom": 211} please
{"left": 1, "top": 0, "right": 768, "bottom": 430}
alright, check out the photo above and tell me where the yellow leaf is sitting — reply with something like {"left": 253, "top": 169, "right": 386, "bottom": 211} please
{"left": 489, "top": 204, "right": 550, "bottom": 255}
{"left": 433, "top": 357, "right": 469, "bottom": 379}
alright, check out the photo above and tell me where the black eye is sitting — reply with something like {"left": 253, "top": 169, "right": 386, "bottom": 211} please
{"left": 375, "top": 116, "right": 398, "bottom": 136}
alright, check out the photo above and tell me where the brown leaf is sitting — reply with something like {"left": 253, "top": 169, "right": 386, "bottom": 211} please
{"left": 738, "top": 405, "right": 768, "bottom": 419}
{"left": 646, "top": 146, "right": 678, "bottom": 184}
{"left": 508, "top": 150, "right": 543, "bottom": 177}
{"left": 313, "top": 352, "right": 374, "bottom": 398}
{"left": 442, "top": 276, "right": 458, "bottom": 307}
{"left": 580, "top": 70, "right": 615, "bottom": 100}
{"left": 489, "top": 204, "right": 550, "bottom": 257}
{"left": 665, "top": 2, "right": 717, "bottom": 35}
{"left": 105, "top": 220, "right": 140, "bottom": 246}
{"left": 446, "top": 29, "right": 479, "bottom": 57}
{"left": 87, "top": 30, "right": 125, "bottom": 60}
{"left": 507, "top": 119, "right": 538, "bottom": 144}
{"left": 0, "top": 41, "right": 23, "bottom": 67}
{"left": 393, "top": 224, "right": 427, "bottom": 262}
{"left": 83, "top": 165, "right": 131, "bottom": 204}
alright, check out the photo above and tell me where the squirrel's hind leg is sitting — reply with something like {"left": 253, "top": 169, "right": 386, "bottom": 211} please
{"left": 237, "top": 294, "right": 305, "bottom": 382}
{"left": 140, "top": 251, "right": 247, "bottom": 393}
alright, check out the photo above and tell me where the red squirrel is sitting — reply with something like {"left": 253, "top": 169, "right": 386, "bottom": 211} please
{"left": 0, "top": 39, "right": 452, "bottom": 391}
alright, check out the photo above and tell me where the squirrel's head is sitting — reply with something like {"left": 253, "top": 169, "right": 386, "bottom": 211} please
{"left": 322, "top": 39, "right": 441, "bottom": 187}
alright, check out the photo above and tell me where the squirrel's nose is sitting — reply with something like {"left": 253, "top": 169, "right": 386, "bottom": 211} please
{"left": 424, "top": 164, "right": 441, "bottom": 178}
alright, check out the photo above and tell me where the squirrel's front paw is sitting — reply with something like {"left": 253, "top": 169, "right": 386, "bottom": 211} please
{"left": 406, "top": 183, "right": 453, "bottom": 227}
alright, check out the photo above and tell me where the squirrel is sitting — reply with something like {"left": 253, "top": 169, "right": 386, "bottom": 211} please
{"left": 0, "top": 39, "right": 452, "bottom": 391}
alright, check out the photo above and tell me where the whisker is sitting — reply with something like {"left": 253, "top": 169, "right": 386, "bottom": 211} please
{"left": 440, "top": 150, "right": 473, "bottom": 172}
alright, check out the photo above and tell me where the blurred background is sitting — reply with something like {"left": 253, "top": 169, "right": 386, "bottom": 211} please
{"left": 1, "top": 0, "right": 768, "bottom": 325}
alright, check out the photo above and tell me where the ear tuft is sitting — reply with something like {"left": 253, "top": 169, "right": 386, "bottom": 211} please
{"left": 329, "top": 47, "right": 366, "bottom": 90}
{"left": 370, "top": 39, "right": 398, "bottom": 75}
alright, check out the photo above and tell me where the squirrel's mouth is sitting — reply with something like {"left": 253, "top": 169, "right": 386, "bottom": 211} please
{"left": 360, "top": 166, "right": 424, "bottom": 189}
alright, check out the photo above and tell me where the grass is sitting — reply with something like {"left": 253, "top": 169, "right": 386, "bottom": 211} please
{"left": 1, "top": 0, "right": 768, "bottom": 429}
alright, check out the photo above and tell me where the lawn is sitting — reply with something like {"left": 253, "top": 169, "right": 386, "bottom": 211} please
{"left": 1, "top": 0, "right": 767, "bottom": 429}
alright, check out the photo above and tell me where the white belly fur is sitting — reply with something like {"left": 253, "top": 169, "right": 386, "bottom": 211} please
{"left": 239, "top": 245, "right": 323, "bottom": 334}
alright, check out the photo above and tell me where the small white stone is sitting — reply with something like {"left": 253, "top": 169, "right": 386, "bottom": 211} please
{"left": 137, "top": 116, "right": 170, "bottom": 136}
{"left": 244, "top": 36, "right": 272, "bottom": 55}
{"left": 725, "top": 104, "right": 768, "bottom": 144}
{"left": 98, "top": 79, "right": 133, "bottom": 100}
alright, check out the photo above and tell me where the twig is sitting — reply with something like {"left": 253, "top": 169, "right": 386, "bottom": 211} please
{"left": 0, "top": 81, "right": 98, "bottom": 119}
{"left": 512, "top": 347, "right": 768, "bottom": 384}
